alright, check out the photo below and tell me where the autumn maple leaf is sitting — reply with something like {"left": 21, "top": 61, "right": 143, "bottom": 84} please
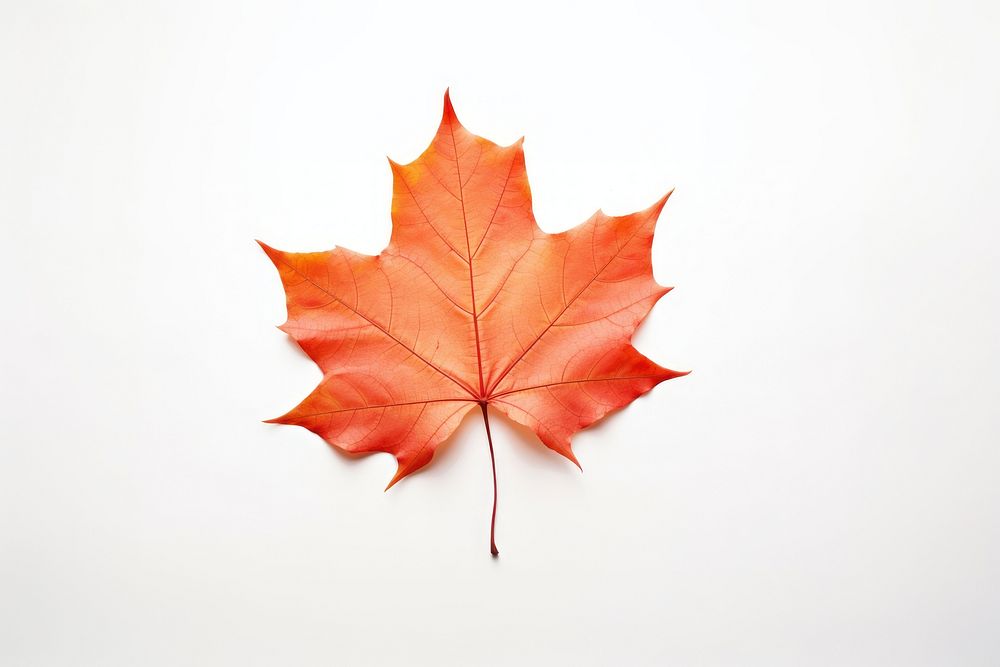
{"left": 259, "top": 91, "right": 686, "bottom": 555}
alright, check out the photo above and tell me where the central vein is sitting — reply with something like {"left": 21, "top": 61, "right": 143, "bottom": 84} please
{"left": 449, "top": 122, "right": 486, "bottom": 399}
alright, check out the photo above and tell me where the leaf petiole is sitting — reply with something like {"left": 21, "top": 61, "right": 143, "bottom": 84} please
{"left": 479, "top": 401, "right": 499, "bottom": 557}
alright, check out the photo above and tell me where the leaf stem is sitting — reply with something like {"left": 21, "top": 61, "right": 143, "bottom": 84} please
{"left": 479, "top": 402, "right": 499, "bottom": 557}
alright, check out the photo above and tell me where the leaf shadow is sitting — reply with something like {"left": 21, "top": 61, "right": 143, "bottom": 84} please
{"left": 373, "top": 404, "right": 582, "bottom": 493}
{"left": 307, "top": 396, "right": 664, "bottom": 487}
{"left": 485, "top": 405, "right": 582, "bottom": 478}
{"left": 568, "top": 386, "right": 682, "bottom": 463}
{"left": 379, "top": 406, "right": 481, "bottom": 495}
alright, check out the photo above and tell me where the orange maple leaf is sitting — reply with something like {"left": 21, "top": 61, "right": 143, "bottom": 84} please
{"left": 260, "top": 91, "right": 686, "bottom": 555}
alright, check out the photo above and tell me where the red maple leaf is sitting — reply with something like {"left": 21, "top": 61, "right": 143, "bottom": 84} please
{"left": 260, "top": 91, "right": 686, "bottom": 554}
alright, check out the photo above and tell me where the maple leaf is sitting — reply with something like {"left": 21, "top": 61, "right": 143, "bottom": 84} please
{"left": 259, "top": 91, "right": 686, "bottom": 555}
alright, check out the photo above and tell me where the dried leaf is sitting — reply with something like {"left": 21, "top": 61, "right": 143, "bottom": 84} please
{"left": 260, "top": 91, "right": 686, "bottom": 554}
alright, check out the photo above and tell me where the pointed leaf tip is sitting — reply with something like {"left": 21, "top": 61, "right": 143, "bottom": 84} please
{"left": 561, "top": 447, "right": 582, "bottom": 471}
{"left": 256, "top": 239, "right": 280, "bottom": 259}
{"left": 654, "top": 188, "right": 674, "bottom": 212}
{"left": 441, "top": 88, "right": 459, "bottom": 125}
{"left": 385, "top": 468, "right": 405, "bottom": 491}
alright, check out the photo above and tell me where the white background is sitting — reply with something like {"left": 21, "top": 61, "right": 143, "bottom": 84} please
{"left": 2, "top": 0, "right": 998, "bottom": 664}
